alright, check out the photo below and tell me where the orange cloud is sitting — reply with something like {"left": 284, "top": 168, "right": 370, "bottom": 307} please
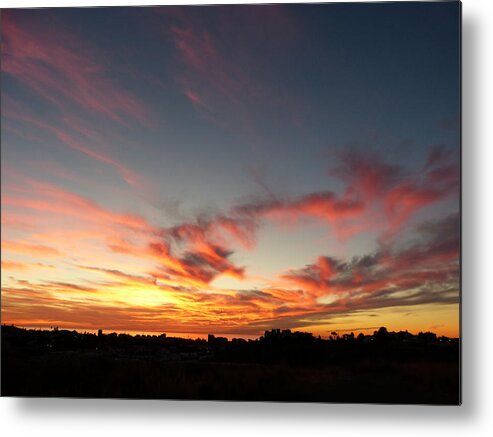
{"left": 3, "top": 180, "right": 155, "bottom": 234}
{"left": 2, "top": 260, "right": 29, "bottom": 271}
{"left": 2, "top": 240, "right": 61, "bottom": 257}
{"left": 1, "top": 152, "right": 459, "bottom": 337}
{"left": 280, "top": 213, "right": 459, "bottom": 305}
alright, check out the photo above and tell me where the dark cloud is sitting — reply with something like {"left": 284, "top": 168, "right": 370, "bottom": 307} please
{"left": 280, "top": 213, "right": 459, "bottom": 305}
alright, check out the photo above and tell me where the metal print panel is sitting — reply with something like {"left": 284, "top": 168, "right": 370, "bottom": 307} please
{"left": 0, "top": 1, "right": 461, "bottom": 404}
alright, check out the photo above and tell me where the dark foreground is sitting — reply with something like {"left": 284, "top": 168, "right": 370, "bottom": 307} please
{"left": 1, "top": 325, "right": 460, "bottom": 404}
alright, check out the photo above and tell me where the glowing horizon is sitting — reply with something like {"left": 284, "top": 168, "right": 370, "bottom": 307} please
{"left": 1, "top": 4, "right": 460, "bottom": 339}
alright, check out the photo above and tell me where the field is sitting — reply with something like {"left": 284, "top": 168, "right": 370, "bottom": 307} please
{"left": 1, "top": 326, "right": 460, "bottom": 404}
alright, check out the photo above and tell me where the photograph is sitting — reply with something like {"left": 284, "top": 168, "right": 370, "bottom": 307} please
{"left": 1, "top": 1, "right": 461, "bottom": 404}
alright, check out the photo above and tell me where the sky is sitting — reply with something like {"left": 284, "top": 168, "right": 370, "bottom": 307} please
{"left": 0, "top": 2, "right": 460, "bottom": 338}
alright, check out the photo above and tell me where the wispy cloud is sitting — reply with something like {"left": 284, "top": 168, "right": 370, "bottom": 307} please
{"left": 2, "top": 240, "right": 61, "bottom": 257}
{"left": 164, "top": 5, "right": 305, "bottom": 136}
{"left": 2, "top": 12, "right": 151, "bottom": 127}
{"left": 279, "top": 213, "right": 459, "bottom": 307}
{"left": 3, "top": 95, "right": 143, "bottom": 188}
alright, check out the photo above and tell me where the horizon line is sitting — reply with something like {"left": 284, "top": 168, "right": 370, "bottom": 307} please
{"left": 1, "top": 323, "right": 460, "bottom": 340}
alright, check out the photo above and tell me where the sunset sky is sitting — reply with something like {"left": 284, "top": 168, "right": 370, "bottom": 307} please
{"left": 1, "top": 3, "right": 460, "bottom": 338}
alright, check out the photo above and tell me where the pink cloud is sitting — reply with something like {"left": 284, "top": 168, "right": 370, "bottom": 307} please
{"left": 330, "top": 148, "right": 459, "bottom": 240}
{"left": 280, "top": 213, "right": 459, "bottom": 303}
{"left": 3, "top": 90, "right": 143, "bottom": 188}
{"left": 2, "top": 12, "right": 152, "bottom": 127}
{"left": 3, "top": 180, "right": 156, "bottom": 234}
{"left": 165, "top": 7, "right": 306, "bottom": 136}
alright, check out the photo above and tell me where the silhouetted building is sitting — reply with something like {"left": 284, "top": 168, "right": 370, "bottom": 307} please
{"left": 264, "top": 329, "right": 281, "bottom": 339}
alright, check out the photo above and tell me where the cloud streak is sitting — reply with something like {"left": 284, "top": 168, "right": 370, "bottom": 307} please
{"left": 2, "top": 12, "right": 151, "bottom": 127}
{"left": 164, "top": 5, "right": 305, "bottom": 136}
